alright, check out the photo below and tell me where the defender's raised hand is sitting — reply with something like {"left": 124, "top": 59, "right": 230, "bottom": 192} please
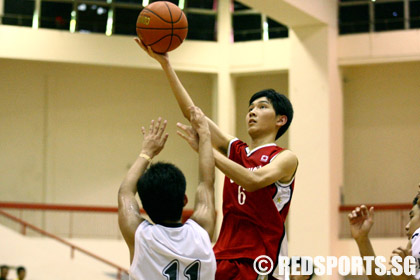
{"left": 141, "top": 117, "right": 169, "bottom": 158}
{"left": 348, "top": 205, "right": 375, "bottom": 241}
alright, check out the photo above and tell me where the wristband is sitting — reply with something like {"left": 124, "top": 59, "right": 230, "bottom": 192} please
{"left": 139, "top": 153, "right": 152, "bottom": 163}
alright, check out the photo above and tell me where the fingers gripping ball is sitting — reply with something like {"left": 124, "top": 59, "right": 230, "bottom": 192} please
{"left": 136, "top": 1, "right": 188, "bottom": 54}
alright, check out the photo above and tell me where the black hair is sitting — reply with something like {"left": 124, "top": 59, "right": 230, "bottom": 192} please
{"left": 16, "top": 266, "right": 25, "bottom": 273}
{"left": 0, "top": 265, "right": 8, "bottom": 270}
{"left": 249, "top": 89, "right": 293, "bottom": 140}
{"left": 413, "top": 196, "right": 418, "bottom": 206}
{"left": 137, "top": 162, "right": 186, "bottom": 224}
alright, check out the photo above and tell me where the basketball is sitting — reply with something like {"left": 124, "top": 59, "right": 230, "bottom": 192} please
{"left": 136, "top": 1, "right": 188, "bottom": 54}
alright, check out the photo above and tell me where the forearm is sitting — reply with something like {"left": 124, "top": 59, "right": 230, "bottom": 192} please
{"left": 161, "top": 62, "right": 195, "bottom": 120}
{"left": 355, "top": 237, "right": 390, "bottom": 280}
{"left": 213, "top": 149, "right": 259, "bottom": 192}
{"left": 119, "top": 154, "right": 150, "bottom": 195}
{"left": 198, "top": 131, "right": 215, "bottom": 186}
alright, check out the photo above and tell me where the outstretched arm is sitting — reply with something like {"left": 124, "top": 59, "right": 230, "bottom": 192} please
{"left": 177, "top": 106, "right": 216, "bottom": 238}
{"left": 212, "top": 148, "right": 298, "bottom": 192}
{"left": 390, "top": 243, "right": 415, "bottom": 280}
{"left": 134, "top": 38, "right": 234, "bottom": 153}
{"left": 118, "top": 118, "right": 168, "bottom": 263}
{"left": 348, "top": 205, "right": 392, "bottom": 280}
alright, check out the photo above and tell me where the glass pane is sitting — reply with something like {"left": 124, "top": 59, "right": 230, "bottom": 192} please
{"left": 233, "top": 13, "right": 262, "bottom": 42}
{"left": 114, "top": 0, "right": 142, "bottom": 3}
{"left": 114, "top": 7, "right": 142, "bottom": 35}
{"left": 3, "top": 0, "right": 34, "bottom": 27}
{"left": 149, "top": 0, "right": 179, "bottom": 5}
{"left": 186, "top": 0, "right": 214, "bottom": 9}
{"left": 267, "top": 17, "right": 288, "bottom": 39}
{"left": 185, "top": 12, "right": 216, "bottom": 41}
{"left": 40, "top": 2, "right": 73, "bottom": 30}
{"left": 374, "top": 2, "right": 404, "bottom": 31}
{"left": 410, "top": 0, "right": 420, "bottom": 28}
{"left": 233, "top": 1, "right": 251, "bottom": 11}
{"left": 77, "top": 3, "right": 109, "bottom": 34}
{"left": 339, "top": 4, "right": 370, "bottom": 34}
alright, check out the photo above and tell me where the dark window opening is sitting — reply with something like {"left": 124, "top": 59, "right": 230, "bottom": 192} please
{"left": 233, "top": 13, "right": 262, "bottom": 42}
{"left": 374, "top": 2, "right": 404, "bottom": 31}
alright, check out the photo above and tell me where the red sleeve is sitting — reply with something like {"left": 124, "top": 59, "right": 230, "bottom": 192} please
{"left": 227, "top": 138, "right": 247, "bottom": 162}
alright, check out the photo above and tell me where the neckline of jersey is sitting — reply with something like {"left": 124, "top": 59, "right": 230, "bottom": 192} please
{"left": 245, "top": 143, "right": 277, "bottom": 157}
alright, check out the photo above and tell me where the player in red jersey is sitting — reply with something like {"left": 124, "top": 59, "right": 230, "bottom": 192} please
{"left": 135, "top": 39, "right": 298, "bottom": 280}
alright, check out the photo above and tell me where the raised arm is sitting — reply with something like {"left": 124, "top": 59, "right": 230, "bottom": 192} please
{"left": 177, "top": 106, "right": 216, "bottom": 238}
{"left": 134, "top": 38, "right": 234, "bottom": 153}
{"left": 212, "top": 148, "right": 298, "bottom": 192}
{"left": 118, "top": 118, "right": 168, "bottom": 263}
{"left": 348, "top": 205, "right": 392, "bottom": 280}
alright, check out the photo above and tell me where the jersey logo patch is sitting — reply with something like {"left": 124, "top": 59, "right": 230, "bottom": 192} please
{"left": 261, "top": 155, "right": 269, "bottom": 162}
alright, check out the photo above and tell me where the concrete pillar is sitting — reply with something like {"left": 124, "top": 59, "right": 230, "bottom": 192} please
{"left": 287, "top": 23, "right": 343, "bottom": 280}
{"left": 212, "top": 0, "right": 236, "bottom": 240}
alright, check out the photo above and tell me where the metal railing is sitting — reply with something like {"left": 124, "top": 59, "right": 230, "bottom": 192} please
{"left": 0, "top": 208, "right": 129, "bottom": 280}
{"left": 339, "top": 203, "right": 412, "bottom": 238}
{"left": 0, "top": 202, "right": 193, "bottom": 239}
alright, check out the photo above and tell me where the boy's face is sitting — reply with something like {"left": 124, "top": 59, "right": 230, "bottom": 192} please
{"left": 247, "top": 97, "right": 281, "bottom": 138}
{"left": 406, "top": 204, "right": 420, "bottom": 238}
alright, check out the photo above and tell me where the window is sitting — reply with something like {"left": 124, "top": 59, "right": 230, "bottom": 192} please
{"left": 233, "top": 13, "right": 262, "bottom": 42}
{"left": 3, "top": 0, "right": 34, "bottom": 27}
{"left": 374, "top": 1, "right": 404, "bottom": 31}
{"left": 114, "top": 7, "right": 142, "bottom": 35}
{"left": 76, "top": 3, "right": 108, "bottom": 33}
{"left": 267, "top": 17, "right": 288, "bottom": 39}
{"left": 185, "top": 12, "right": 216, "bottom": 41}
{"left": 149, "top": 0, "right": 179, "bottom": 5}
{"left": 114, "top": 0, "right": 142, "bottom": 3}
{"left": 185, "top": 0, "right": 214, "bottom": 9}
{"left": 233, "top": 1, "right": 251, "bottom": 11}
{"left": 410, "top": 0, "right": 420, "bottom": 28}
{"left": 339, "top": 4, "right": 370, "bottom": 34}
{"left": 40, "top": 2, "right": 73, "bottom": 30}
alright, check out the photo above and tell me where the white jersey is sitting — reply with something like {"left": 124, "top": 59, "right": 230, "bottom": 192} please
{"left": 130, "top": 219, "right": 216, "bottom": 280}
{"left": 411, "top": 227, "right": 420, "bottom": 279}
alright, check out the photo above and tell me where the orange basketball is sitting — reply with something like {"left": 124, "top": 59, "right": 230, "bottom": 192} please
{"left": 136, "top": 1, "right": 188, "bottom": 54}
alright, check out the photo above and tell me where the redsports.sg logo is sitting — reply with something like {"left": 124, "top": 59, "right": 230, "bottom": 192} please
{"left": 253, "top": 255, "right": 417, "bottom": 277}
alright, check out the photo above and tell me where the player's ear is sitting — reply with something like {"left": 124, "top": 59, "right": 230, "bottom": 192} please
{"left": 276, "top": 115, "right": 287, "bottom": 127}
{"left": 183, "top": 195, "right": 188, "bottom": 207}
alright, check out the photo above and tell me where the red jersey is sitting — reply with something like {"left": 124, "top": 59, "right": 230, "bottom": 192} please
{"left": 213, "top": 139, "right": 295, "bottom": 265}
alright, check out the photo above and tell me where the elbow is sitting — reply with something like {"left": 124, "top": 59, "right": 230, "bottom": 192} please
{"left": 240, "top": 177, "right": 263, "bottom": 192}
{"left": 241, "top": 184, "right": 258, "bottom": 193}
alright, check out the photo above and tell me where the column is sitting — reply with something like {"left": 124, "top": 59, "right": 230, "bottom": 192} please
{"left": 287, "top": 23, "right": 343, "bottom": 280}
{"left": 212, "top": 0, "right": 236, "bottom": 240}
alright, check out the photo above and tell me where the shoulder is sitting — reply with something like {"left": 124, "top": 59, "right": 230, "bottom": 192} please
{"left": 227, "top": 138, "right": 248, "bottom": 156}
{"left": 271, "top": 149, "right": 298, "bottom": 166}
{"left": 137, "top": 220, "right": 153, "bottom": 235}
{"left": 270, "top": 149, "right": 298, "bottom": 184}
{"left": 185, "top": 219, "right": 211, "bottom": 238}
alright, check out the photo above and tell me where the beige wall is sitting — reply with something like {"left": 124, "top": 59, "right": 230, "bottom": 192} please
{"left": 0, "top": 58, "right": 213, "bottom": 209}
{"left": 343, "top": 61, "right": 420, "bottom": 204}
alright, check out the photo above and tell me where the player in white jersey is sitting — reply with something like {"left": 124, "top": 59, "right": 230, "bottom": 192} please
{"left": 348, "top": 185, "right": 420, "bottom": 280}
{"left": 118, "top": 106, "right": 216, "bottom": 280}
{"left": 404, "top": 188, "right": 420, "bottom": 280}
